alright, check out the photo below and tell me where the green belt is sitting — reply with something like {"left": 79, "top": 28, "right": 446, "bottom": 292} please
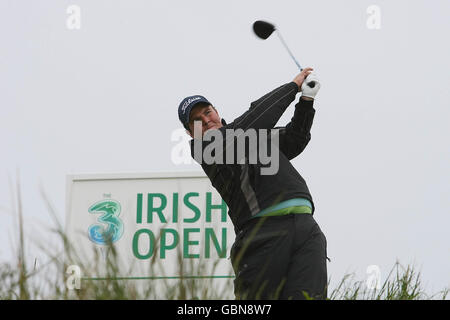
{"left": 253, "top": 198, "right": 313, "bottom": 218}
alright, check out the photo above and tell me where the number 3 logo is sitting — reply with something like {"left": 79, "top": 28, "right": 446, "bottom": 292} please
{"left": 88, "top": 199, "right": 124, "bottom": 245}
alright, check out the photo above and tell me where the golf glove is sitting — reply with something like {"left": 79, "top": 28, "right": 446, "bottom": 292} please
{"left": 301, "top": 73, "right": 321, "bottom": 99}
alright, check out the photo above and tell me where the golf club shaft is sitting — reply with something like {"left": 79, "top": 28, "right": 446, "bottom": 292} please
{"left": 275, "top": 30, "right": 303, "bottom": 71}
{"left": 275, "top": 29, "right": 316, "bottom": 88}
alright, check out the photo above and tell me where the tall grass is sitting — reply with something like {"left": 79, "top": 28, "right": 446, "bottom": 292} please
{"left": 0, "top": 180, "right": 448, "bottom": 300}
{"left": 329, "top": 262, "right": 449, "bottom": 300}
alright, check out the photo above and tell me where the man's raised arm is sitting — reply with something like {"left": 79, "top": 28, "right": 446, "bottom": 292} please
{"left": 275, "top": 71, "right": 321, "bottom": 160}
{"left": 275, "top": 97, "right": 316, "bottom": 160}
{"left": 230, "top": 68, "right": 314, "bottom": 131}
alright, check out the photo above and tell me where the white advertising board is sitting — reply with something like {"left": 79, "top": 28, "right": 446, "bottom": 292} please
{"left": 65, "top": 171, "right": 235, "bottom": 289}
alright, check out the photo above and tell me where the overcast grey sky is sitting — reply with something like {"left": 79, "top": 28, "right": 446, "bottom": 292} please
{"left": 1, "top": 0, "right": 449, "bottom": 295}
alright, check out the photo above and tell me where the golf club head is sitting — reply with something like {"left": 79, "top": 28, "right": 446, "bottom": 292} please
{"left": 253, "top": 20, "right": 316, "bottom": 88}
{"left": 253, "top": 20, "right": 275, "bottom": 40}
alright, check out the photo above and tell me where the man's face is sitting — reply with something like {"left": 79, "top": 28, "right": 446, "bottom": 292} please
{"left": 187, "top": 104, "right": 223, "bottom": 138}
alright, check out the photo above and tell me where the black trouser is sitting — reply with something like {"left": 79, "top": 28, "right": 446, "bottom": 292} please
{"left": 230, "top": 214, "right": 328, "bottom": 300}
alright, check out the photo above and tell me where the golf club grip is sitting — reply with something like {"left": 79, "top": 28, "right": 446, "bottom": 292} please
{"left": 300, "top": 68, "right": 316, "bottom": 88}
{"left": 307, "top": 81, "right": 316, "bottom": 88}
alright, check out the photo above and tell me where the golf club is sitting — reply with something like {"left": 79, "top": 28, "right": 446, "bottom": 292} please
{"left": 253, "top": 20, "right": 316, "bottom": 88}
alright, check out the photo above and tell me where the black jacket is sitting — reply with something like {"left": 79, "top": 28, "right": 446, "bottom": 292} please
{"left": 190, "top": 82, "right": 316, "bottom": 233}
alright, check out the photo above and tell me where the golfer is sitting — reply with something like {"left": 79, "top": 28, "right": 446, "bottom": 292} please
{"left": 178, "top": 68, "right": 328, "bottom": 300}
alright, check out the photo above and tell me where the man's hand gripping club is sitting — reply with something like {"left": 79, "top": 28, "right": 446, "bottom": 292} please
{"left": 293, "top": 67, "right": 321, "bottom": 101}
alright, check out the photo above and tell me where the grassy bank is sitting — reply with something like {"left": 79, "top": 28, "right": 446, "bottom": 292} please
{"left": 0, "top": 183, "right": 448, "bottom": 300}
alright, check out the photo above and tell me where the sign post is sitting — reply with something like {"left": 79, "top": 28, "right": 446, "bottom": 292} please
{"left": 65, "top": 171, "right": 235, "bottom": 296}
